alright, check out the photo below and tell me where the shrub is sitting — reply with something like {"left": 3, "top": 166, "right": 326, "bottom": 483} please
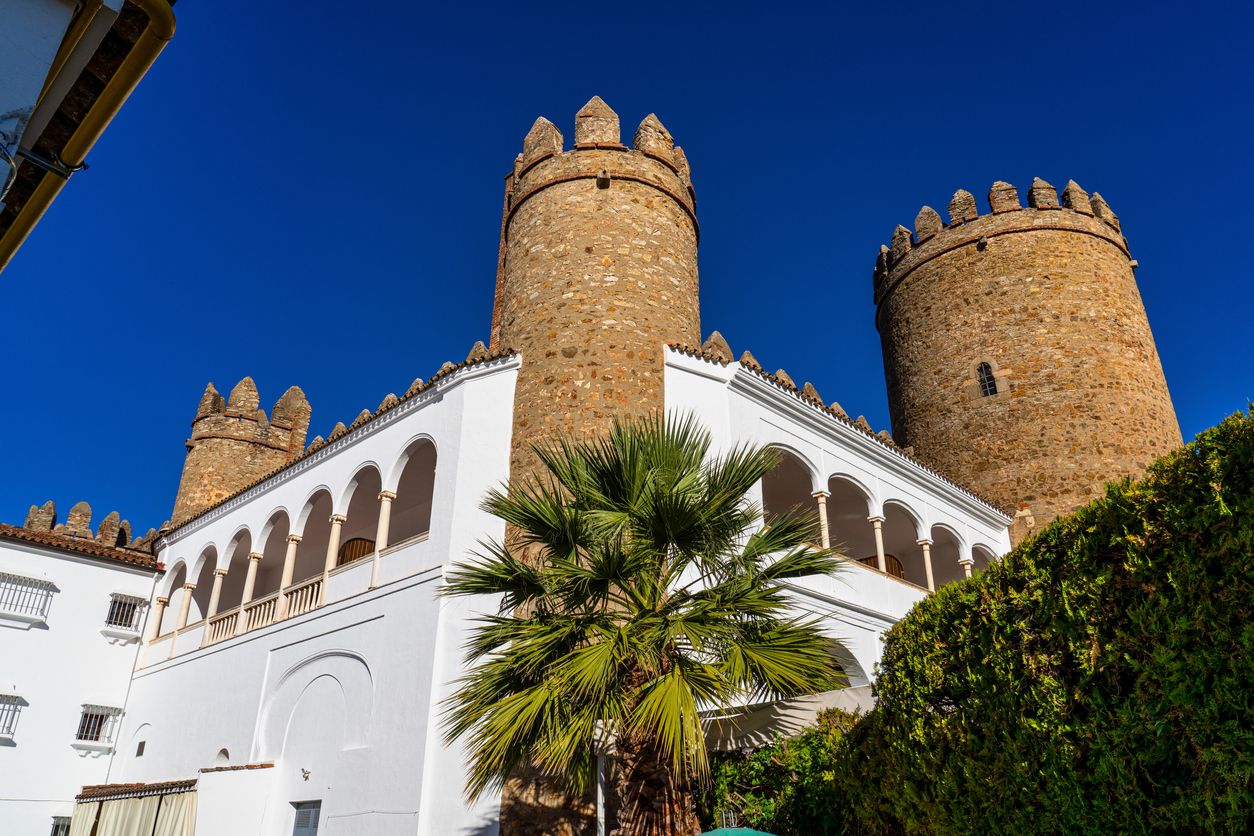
{"left": 856, "top": 409, "right": 1254, "bottom": 833}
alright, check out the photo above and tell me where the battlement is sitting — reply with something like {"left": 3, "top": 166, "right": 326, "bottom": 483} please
{"left": 172, "top": 377, "right": 311, "bottom": 523}
{"left": 22, "top": 498, "right": 158, "bottom": 552}
{"left": 873, "top": 179, "right": 1130, "bottom": 306}
{"left": 504, "top": 96, "right": 697, "bottom": 242}
{"left": 187, "top": 377, "right": 311, "bottom": 455}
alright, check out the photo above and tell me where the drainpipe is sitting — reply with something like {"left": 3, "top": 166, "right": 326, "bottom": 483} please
{"left": 0, "top": 0, "right": 176, "bottom": 272}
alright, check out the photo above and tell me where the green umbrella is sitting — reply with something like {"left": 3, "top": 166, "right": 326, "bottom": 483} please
{"left": 700, "top": 829, "right": 779, "bottom": 836}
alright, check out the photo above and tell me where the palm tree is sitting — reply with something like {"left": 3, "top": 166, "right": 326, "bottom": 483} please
{"left": 442, "top": 414, "right": 844, "bottom": 836}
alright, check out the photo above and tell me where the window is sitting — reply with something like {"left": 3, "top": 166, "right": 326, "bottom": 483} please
{"left": 1, "top": 694, "right": 23, "bottom": 738}
{"left": 977, "top": 362, "right": 998, "bottom": 397}
{"left": 336, "top": 538, "right": 374, "bottom": 567}
{"left": 75, "top": 705, "right": 122, "bottom": 745}
{"left": 136, "top": 740, "right": 146, "bottom": 757}
{"left": 49, "top": 817, "right": 71, "bottom": 836}
{"left": 0, "top": 571, "right": 55, "bottom": 623}
{"left": 104, "top": 594, "right": 145, "bottom": 631}
{"left": 292, "top": 801, "right": 321, "bottom": 835}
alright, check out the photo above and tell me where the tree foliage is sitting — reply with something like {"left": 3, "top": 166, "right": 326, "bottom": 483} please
{"left": 702, "top": 409, "right": 1254, "bottom": 834}
{"left": 441, "top": 414, "right": 843, "bottom": 834}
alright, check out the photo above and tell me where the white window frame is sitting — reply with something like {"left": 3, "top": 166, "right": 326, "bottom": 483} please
{"left": 0, "top": 570, "right": 55, "bottom": 626}
{"left": 71, "top": 704, "right": 123, "bottom": 753}
{"left": 49, "top": 816, "right": 71, "bottom": 836}
{"left": 0, "top": 693, "right": 24, "bottom": 740}
{"left": 101, "top": 593, "right": 147, "bottom": 642}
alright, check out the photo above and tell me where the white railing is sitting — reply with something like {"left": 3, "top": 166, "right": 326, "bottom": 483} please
{"left": 283, "top": 576, "right": 322, "bottom": 619}
{"left": 203, "top": 610, "right": 238, "bottom": 645}
{"left": 242, "top": 592, "right": 279, "bottom": 632}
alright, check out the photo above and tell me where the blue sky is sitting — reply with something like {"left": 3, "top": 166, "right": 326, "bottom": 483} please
{"left": 2, "top": 0, "right": 1250, "bottom": 533}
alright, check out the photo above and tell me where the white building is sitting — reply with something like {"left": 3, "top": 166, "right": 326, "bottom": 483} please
{"left": 0, "top": 519, "right": 160, "bottom": 836}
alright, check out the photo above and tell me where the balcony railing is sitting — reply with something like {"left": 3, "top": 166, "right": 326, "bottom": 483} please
{"left": 242, "top": 591, "right": 279, "bottom": 632}
{"left": 204, "top": 610, "right": 238, "bottom": 645}
{"left": 283, "top": 575, "right": 322, "bottom": 619}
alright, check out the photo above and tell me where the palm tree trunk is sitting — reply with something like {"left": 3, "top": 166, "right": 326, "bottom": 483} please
{"left": 609, "top": 732, "right": 702, "bottom": 836}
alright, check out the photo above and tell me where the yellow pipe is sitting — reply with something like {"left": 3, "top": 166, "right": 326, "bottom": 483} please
{"left": 0, "top": 0, "right": 176, "bottom": 274}
{"left": 38, "top": 0, "right": 106, "bottom": 105}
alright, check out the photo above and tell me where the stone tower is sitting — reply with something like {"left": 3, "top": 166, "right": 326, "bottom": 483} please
{"left": 490, "top": 96, "right": 701, "bottom": 480}
{"left": 874, "top": 179, "right": 1181, "bottom": 541}
{"left": 171, "top": 377, "right": 311, "bottom": 523}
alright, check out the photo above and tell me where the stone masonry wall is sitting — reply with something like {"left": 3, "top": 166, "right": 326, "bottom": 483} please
{"left": 492, "top": 99, "right": 700, "bottom": 486}
{"left": 171, "top": 377, "right": 310, "bottom": 524}
{"left": 875, "top": 180, "right": 1181, "bottom": 540}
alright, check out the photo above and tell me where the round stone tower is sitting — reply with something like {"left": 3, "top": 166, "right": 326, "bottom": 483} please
{"left": 874, "top": 178, "right": 1181, "bottom": 541}
{"left": 171, "top": 377, "right": 311, "bottom": 524}
{"left": 490, "top": 96, "right": 700, "bottom": 480}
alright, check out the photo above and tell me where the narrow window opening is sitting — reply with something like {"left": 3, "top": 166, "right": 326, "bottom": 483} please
{"left": 136, "top": 740, "right": 146, "bottom": 757}
{"left": 977, "top": 362, "right": 998, "bottom": 397}
{"left": 292, "top": 801, "right": 321, "bottom": 835}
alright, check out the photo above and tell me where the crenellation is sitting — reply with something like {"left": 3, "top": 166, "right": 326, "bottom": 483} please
{"left": 914, "top": 206, "right": 942, "bottom": 241}
{"left": 227, "top": 376, "right": 260, "bottom": 412}
{"left": 574, "top": 96, "right": 620, "bottom": 146}
{"left": 1061, "top": 180, "right": 1091, "bottom": 214}
{"left": 633, "top": 113, "right": 674, "bottom": 158}
{"left": 1090, "top": 192, "right": 1119, "bottom": 230}
{"left": 521, "top": 117, "right": 562, "bottom": 166}
{"left": 948, "top": 189, "right": 978, "bottom": 224}
{"left": 64, "top": 501, "right": 92, "bottom": 537}
{"left": 1028, "top": 177, "right": 1059, "bottom": 209}
{"left": 24, "top": 499, "right": 56, "bottom": 531}
{"left": 889, "top": 224, "right": 913, "bottom": 262}
{"left": 701, "top": 330, "right": 733, "bottom": 363}
{"left": 988, "top": 181, "right": 1021, "bottom": 213}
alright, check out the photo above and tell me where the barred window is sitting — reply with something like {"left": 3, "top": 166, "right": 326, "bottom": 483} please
{"left": 104, "top": 594, "right": 145, "bottom": 631}
{"left": 1, "top": 694, "right": 23, "bottom": 737}
{"left": 977, "top": 362, "right": 998, "bottom": 397}
{"left": 75, "top": 705, "right": 122, "bottom": 744}
{"left": 0, "top": 571, "right": 55, "bottom": 621}
{"left": 49, "top": 817, "right": 71, "bottom": 836}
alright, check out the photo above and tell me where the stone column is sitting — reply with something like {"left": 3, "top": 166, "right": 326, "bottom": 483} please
{"left": 370, "top": 491, "right": 397, "bottom": 589}
{"left": 322, "top": 513, "right": 346, "bottom": 605}
{"left": 174, "top": 583, "right": 196, "bottom": 631}
{"left": 236, "top": 552, "right": 263, "bottom": 636}
{"left": 918, "top": 539, "right": 934, "bottom": 592}
{"left": 961, "top": 560, "right": 973, "bottom": 579}
{"left": 812, "top": 491, "right": 831, "bottom": 549}
{"left": 206, "top": 568, "right": 227, "bottom": 619}
{"left": 146, "top": 596, "right": 169, "bottom": 642}
{"left": 869, "top": 516, "right": 887, "bottom": 572}
{"left": 277, "top": 534, "right": 302, "bottom": 619}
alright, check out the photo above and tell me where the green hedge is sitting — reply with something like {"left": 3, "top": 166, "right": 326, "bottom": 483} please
{"left": 703, "top": 409, "right": 1254, "bottom": 834}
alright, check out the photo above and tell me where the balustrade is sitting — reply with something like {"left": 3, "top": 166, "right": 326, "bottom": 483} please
{"left": 242, "top": 592, "right": 279, "bottom": 632}
{"left": 283, "top": 576, "right": 322, "bottom": 620}
{"left": 203, "top": 611, "right": 238, "bottom": 645}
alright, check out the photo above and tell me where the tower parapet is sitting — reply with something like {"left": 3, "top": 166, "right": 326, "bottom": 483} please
{"left": 873, "top": 179, "right": 1180, "bottom": 540}
{"left": 491, "top": 96, "right": 701, "bottom": 482}
{"left": 171, "top": 377, "right": 311, "bottom": 523}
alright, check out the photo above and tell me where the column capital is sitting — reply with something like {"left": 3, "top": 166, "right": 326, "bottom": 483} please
{"left": 213, "top": 567, "right": 229, "bottom": 577}
{"left": 867, "top": 515, "right": 885, "bottom": 524}
{"left": 155, "top": 596, "right": 169, "bottom": 606}
{"left": 916, "top": 538, "right": 933, "bottom": 546}
{"left": 286, "top": 534, "right": 303, "bottom": 545}
{"left": 248, "top": 551, "right": 264, "bottom": 561}
{"left": 378, "top": 490, "right": 398, "bottom": 502}
{"left": 181, "top": 582, "right": 196, "bottom": 591}
{"left": 957, "top": 557, "right": 974, "bottom": 566}
{"left": 329, "top": 513, "right": 347, "bottom": 525}
{"left": 811, "top": 490, "right": 830, "bottom": 499}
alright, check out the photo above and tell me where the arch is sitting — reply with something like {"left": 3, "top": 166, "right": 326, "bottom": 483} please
{"left": 160, "top": 560, "right": 190, "bottom": 598}
{"left": 257, "top": 650, "right": 374, "bottom": 760}
{"left": 383, "top": 434, "right": 438, "bottom": 493}
{"left": 128, "top": 722, "right": 152, "bottom": 764}
{"left": 188, "top": 543, "right": 219, "bottom": 579}
{"left": 189, "top": 555, "right": 217, "bottom": 624}
{"left": 762, "top": 447, "right": 819, "bottom": 524}
{"left": 160, "top": 563, "right": 189, "bottom": 635}
{"left": 215, "top": 528, "right": 254, "bottom": 614}
{"left": 826, "top": 473, "right": 875, "bottom": 516}
{"left": 389, "top": 438, "right": 437, "bottom": 544}
{"left": 971, "top": 543, "right": 997, "bottom": 574}
{"left": 338, "top": 465, "right": 383, "bottom": 564}
{"left": 295, "top": 485, "right": 335, "bottom": 533}
{"left": 338, "top": 462, "right": 385, "bottom": 511}
{"left": 292, "top": 489, "right": 334, "bottom": 586}
{"left": 878, "top": 501, "right": 927, "bottom": 586}
{"left": 214, "top": 747, "right": 230, "bottom": 765}
{"left": 823, "top": 475, "right": 876, "bottom": 562}
{"left": 929, "top": 523, "right": 967, "bottom": 588}
{"left": 253, "top": 510, "right": 291, "bottom": 599}
{"left": 825, "top": 639, "right": 870, "bottom": 688}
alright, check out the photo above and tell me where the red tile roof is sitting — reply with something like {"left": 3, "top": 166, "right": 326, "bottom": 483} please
{"left": 0, "top": 523, "right": 160, "bottom": 570}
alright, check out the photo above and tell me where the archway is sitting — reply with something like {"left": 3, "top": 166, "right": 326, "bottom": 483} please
{"left": 389, "top": 440, "right": 436, "bottom": 544}
{"left": 762, "top": 448, "right": 815, "bottom": 525}
{"left": 254, "top": 511, "right": 291, "bottom": 598}
{"left": 824, "top": 476, "right": 875, "bottom": 563}
{"left": 338, "top": 466, "right": 382, "bottom": 566}
{"left": 930, "top": 524, "right": 966, "bottom": 588}
{"left": 215, "top": 528, "right": 253, "bottom": 613}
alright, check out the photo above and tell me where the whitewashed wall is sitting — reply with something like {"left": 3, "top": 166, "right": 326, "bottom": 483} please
{"left": 0, "top": 542, "right": 156, "bottom": 835}
{"left": 665, "top": 348, "right": 1012, "bottom": 682}
{"left": 111, "top": 357, "right": 518, "bottom": 836}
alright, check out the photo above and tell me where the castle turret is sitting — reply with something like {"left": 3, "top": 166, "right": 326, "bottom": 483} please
{"left": 491, "top": 97, "right": 701, "bottom": 480}
{"left": 171, "top": 377, "right": 311, "bottom": 523}
{"left": 874, "top": 179, "right": 1181, "bottom": 541}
